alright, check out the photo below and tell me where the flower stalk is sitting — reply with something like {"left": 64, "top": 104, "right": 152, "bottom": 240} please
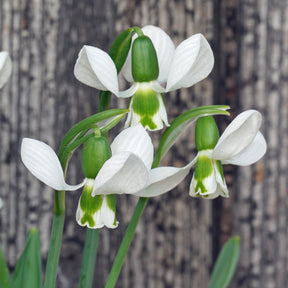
{"left": 104, "top": 197, "right": 149, "bottom": 288}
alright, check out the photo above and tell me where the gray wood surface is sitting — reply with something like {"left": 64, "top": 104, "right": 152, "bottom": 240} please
{"left": 0, "top": 0, "right": 285, "bottom": 287}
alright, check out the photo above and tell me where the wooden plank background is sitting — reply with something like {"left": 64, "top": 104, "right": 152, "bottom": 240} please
{"left": 0, "top": 0, "right": 287, "bottom": 287}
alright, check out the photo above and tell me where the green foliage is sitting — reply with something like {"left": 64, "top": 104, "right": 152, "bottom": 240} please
{"left": 58, "top": 109, "right": 128, "bottom": 169}
{"left": 108, "top": 28, "right": 133, "bottom": 74}
{"left": 208, "top": 236, "right": 240, "bottom": 288}
{"left": 12, "top": 229, "right": 42, "bottom": 288}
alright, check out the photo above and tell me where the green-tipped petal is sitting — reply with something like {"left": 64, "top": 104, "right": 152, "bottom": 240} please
{"left": 189, "top": 152, "right": 217, "bottom": 198}
{"left": 190, "top": 152, "right": 229, "bottom": 199}
{"left": 124, "top": 83, "right": 168, "bottom": 131}
{"left": 76, "top": 180, "right": 118, "bottom": 229}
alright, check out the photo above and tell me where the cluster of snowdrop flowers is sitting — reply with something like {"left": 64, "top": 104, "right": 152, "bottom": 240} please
{"left": 74, "top": 25, "right": 214, "bottom": 131}
{"left": 20, "top": 110, "right": 267, "bottom": 228}
{"left": 20, "top": 24, "right": 267, "bottom": 229}
{"left": 190, "top": 110, "right": 267, "bottom": 199}
{"left": 21, "top": 125, "right": 192, "bottom": 228}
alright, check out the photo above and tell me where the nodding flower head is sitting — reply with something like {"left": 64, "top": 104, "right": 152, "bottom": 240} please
{"left": 74, "top": 25, "right": 214, "bottom": 131}
{"left": 190, "top": 110, "right": 267, "bottom": 199}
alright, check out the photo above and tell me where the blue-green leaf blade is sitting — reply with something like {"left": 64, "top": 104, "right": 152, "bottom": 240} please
{"left": 153, "top": 105, "right": 230, "bottom": 167}
{"left": 12, "top": 228, "right": 42, "bottom": 288}
{"left": 208, "top": 236, "right": 240, "bottom": 288}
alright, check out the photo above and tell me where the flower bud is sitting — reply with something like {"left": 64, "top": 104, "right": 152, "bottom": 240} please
{"left": 195, "top": 116, "right": 219, "bottom": 151}
{"left": 132, "top": 35, "right": 159, "bottom": 82}
{"left": 81, "top": 136, "right": 112, "bottom": 179}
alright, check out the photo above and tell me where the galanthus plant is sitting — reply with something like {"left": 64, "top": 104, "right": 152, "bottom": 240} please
{"left": 0, "top": 25, "right": 267, "bottom": 288}
{"left": 21, "top": 125, "right": 192, "bottom": 229}
{"left": 74, "top": 25, "right": 214, "bottom": 131}
{"left": 190, "top": 110, "right": 267, "bottom": 199}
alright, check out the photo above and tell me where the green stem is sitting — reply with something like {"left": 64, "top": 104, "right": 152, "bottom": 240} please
{"left": 98, "top": 91, "right": 112, "bottom": 113}
{"left": 104, "top": 197, "right": 149, "bottom": 288}
{"left": 78, "top": 229, "right": 100, "bottom": 288}
{"left": 0, "top": 245, "right": 11, "bottom": 288}
{"left": 44, "top": 212, "right": 65, "bottom": 288}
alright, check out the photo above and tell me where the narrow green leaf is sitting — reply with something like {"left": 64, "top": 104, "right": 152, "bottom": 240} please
{"left": 153, "top": 105, "right": 230, "bottom": 167}
{"left": 12, "top": 228, "right": 42, "bottom": 288}
{"left": 0, "top": 245, "right": 11, "bottom": 288}
{"left": 99, "top": 28, "right": 133, "bottom": 112}
{"left": 58, "top": 109, "right": 128, "bottom": 159}
{"left": 108, "top": 28, "right": 133, "bottom": 73}
{"left": 208, "top": 236, "right": 240, "bottom": 288}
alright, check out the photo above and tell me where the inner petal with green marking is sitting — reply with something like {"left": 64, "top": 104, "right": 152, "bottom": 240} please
{"left": 132, "top": 86, "right": 159, "bottom": 130}
{"left": 126, "top": 82, "right": 168, "bottom": 131}
{"left": 76, "top": 179, "right": 118, "bottom": 229}
{"left": 193, "top": 152, "right": 215, "bottom": 196}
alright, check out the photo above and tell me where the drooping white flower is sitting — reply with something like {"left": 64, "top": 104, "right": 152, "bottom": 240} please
{"left": 0, "top": 51, "right": 12, "bottom": 89}
{"left": 21, "top": 125, "right": 191, "bottom": 228}
{"left": 190, "top": 110, "right": 267, "bottom": 199}
{"left": 74, "top": 25, "right": 214, "bottom": 130}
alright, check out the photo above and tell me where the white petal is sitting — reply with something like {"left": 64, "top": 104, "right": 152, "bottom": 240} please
{"left": 134, "top": 163, "right": 192, "bottom": 197}
{"left": 21, "top": 138, "right": 84, "bottom": 191}
{"left": 213, "top": 162, "right": 229, "bottom": 197}
{"left": 92, "top": 152, "right": 149, "bottom": 196}
{"left": 111, "top": 125, "right": 154, "bottom": 169}
{"left": 166, "top": 34, "right": 214, "bottom": 91}
{"left": 141, "top": 25, "right": 175, "bottom": 83}
{"left": 100, "top": 196, "right": 119, "bottom": 229}
{"left": 223, "top": 132, "right": 267, "bottom": 166}
{"left": 157, "top": 93, "right": 169, "bottom": 127}
{"left": 212, "top": 110, "right": 262, "bottom": 161}
{"left": 124, "top": 97, "right": 139, "bottom": 129}
{"left": 74, "top": 45, "right": 119, "bottom": 96}
{"left": 0, "top": 51, "right": 12, "bottom": 89}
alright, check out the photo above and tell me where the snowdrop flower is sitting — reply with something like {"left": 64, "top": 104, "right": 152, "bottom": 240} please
{"left": 74, "top": 25, "right": 214, "bottom": 131}
{"left": 21, "top": 125, "right": 191, "bottom": 228}
{"left": 190, "top": 110, "right": 267, "bottom": 199}
{"left": 0, "top": 51, "right": 12, "bottom": 88}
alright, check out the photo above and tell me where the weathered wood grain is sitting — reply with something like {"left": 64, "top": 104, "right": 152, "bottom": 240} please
{"left": 0, "top": 0, "right": 284, "bottom": 287}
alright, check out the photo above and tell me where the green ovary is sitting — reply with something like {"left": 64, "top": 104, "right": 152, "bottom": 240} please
{"left": 194, "top": 155, "right": 213, "bottom": 194}
{"left": 132, "top": 88, "right": 160, "bottom": 130}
